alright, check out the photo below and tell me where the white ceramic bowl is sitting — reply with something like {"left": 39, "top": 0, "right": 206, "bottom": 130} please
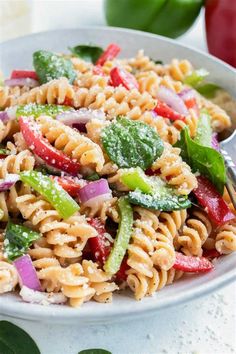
{"left": 0, "top": 27, "right": 235, "bottom": 323}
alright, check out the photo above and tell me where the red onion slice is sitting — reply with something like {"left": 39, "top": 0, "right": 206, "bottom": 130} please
{"left": 13, "top": 254, "right": 42, "bottom": 291}
{"left": 0, "top": 107, "right": 17, "bottom": 123}
{"left": 78, "top": 179, "right": 111, "bottom": 204}
{"left": 56, "top": 108, "right": 105, "bottom": 132}
{"left": 157, "top": 86, "right": 189, "bottom": 116}
{"left": 178, "top": 88, "right": 196, "bottom": 101}
{"left": 19, "top": 286, "right": 66, "bottom": 305}
{"left": 211, "top": 133, "right": 220, "bottom": 151}
{"left": 0, "top": 174, "right": 20, "bottom": 191}
{"left": 4, "top": 78, "right": 39, "bottom": 88}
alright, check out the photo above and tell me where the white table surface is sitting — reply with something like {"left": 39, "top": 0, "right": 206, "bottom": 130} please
{"left": 0, "top": 1, "right": 236, "bottom": 353}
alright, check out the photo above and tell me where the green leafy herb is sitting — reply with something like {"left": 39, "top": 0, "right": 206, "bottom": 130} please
{"left": 16, "top": 103, "right": 72, "bottom": 118}
{"left": 152, "top": 59, "right": 163, "bottom": 65}
{"left": 0, "top": 321, "right": 40, "bottom": 354}
{"left": 128, "top": 176, "right": 191, "bottom": 211}
{"left": 3, "top": 220, "right": 41, "bottom": 261}
{"left": 69, "top": 44, "right": 103, "bottom": 64}
{"left": 102, "top": 118, "right": 164, "bottom": 170}
{"left": 175, "top": 127, "right": 226, "bottom": 194}
{"left": 194, "top": 110, "right": 212, "bottom": 147}
{"left": 184, "top": 68, "right": 209, "bottom": 87}
{"left": 78, "top": 350, "right": 111, "bottom": 354}
{"left": 196, "top": 83, "right": 221, "bottom": 98}
{"left": 33, "top": 50, "right": 76, "bottom": 84}
{"left": 86, "top": 172, "right": 100, "bottom": 181}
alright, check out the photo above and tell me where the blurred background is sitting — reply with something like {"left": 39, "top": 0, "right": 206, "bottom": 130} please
{"left": 0, "top": 0, "right": 235, "bottom": 67}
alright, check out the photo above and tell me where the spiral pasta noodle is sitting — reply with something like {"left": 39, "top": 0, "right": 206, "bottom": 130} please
{"left": 167, "top": 59, "right": 193, "bottom": 82}
{"left": 151, "top": 142, "right": 198, "bottom": 195}
{"left": 215, "top": 221, "right": 236, "bottom": 254}
{"left": 37, "top": 115, "right": 105, "bottom": 172}
{"left": 199, "top": 96, "right": 231, "bottom": 132}
{"left": 0, "top": 261, "right": 18, "bottom": 294}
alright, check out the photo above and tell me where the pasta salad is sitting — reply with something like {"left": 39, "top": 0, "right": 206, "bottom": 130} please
{"left": 0, "top": 43, "right": 235, "bottom": 307}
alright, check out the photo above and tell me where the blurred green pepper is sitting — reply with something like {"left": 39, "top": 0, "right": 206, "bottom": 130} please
{"left": 105, "top": 0, "right": 203, "bottom": 39}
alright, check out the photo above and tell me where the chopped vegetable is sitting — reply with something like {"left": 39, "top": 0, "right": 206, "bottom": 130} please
{"left": 184, "top": 68, "right": 209, "bottom": 87}
{"left": 69, "top": 44, "right": 103, "bottom": 63}
{"left": 102, "top": 117, "right": 164, "bottom": 169}
{"left": 128, "top": 188, "right": 191, "bottom": 211}
{"left": 4, "top": 78, "right": 39, "bottom": 88}
{"left": 10, "top": 70, "right": 38, "bottom": 81}
{"left": 211, "top": 133, "right": 220, "bottom": 151}
{"left": 104, "top": 197, "right": 133, "bottom": 275}
{"left": 196, "top": 83, "right": 221, "bottom": 98}
{"left": 86, "top": 172, "right": 100, "bottom": 181}
{"left": 93, "top": 65, "right": 105, "bottom": 76}
{"left": 156, "top": 86, "right": 188, "bottom": 116}
{"left": 88, "top": 218, "right": 111, "bottom": 264}
{"left": 202, "top": 249, "right": 221, "bottom": 258}
{"left": 153, "top": 100, "right": 185, "bottom": 121}
{"left": 0, "top": 148, "right": 11, "bottom": 158}
{"left": 193, "top": 176, "right": 235, "bottom": 226}
{"left": 33, "top": 50, "right": 76, "bottom": 84}
{"left": 51, "top": 176, "right": 86, "bottom": 197}
{"left": 115, "top": 256, "right": 129, "bottom": 281}
{"left": 13, "top": 254, "right": 42, "bottom": 291}
{"left": 110, "top": 67, "right": 139, "bottom": 90}
{"left": 4, "top": 220, "right": 41, "bottom": 261}
{"left": 120, "top": 167, "right": 153, "bottom": 194}
{"left": 19, "top": 116, "right": 81, "bottom": 175}
{"left": 173, "top": 252, "right": 213, "bottom": 272}
{"left": 78, "top": 179, "right": 111, "bottom": 203}
{"left": 0, "top": 174, "right": 19, "bottom": 191}
{"left": 20, "top": 286, "right": 67, "bottom": 305}
{"left": 20, "top": 170, "right": 80, "bottom": 219}
{"left": 194, "top": 110, "right": 212, "bottom": 147}
{"left": 16, "top": 103, "right": 72, "bottom": 118}
{"left": 95, "top": 43, "right": 121, "bottom": 66}
{"left": 175, "top": 127, "right": 226, "bottom": 194}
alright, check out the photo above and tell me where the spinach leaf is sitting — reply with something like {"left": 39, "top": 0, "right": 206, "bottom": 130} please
{"left": 175, "top": 127, "right": 226, "bottom": 194}
{"left": 196, "top": 83, "right": 221, "bottom": 98}
{"left": 78, "top": 350, "right": 111, "bottom": 354}
{"left": 69, "top": 45, "right": 103, "bottom": 64}
{"left": 33, "top": 50, "right": 76, "bottom": 84}
{"left": 0, "top": 321, "right": 40, "bottom": 354}
{"left": 101, "top": 118, "right": 164, "bottom": 170}
{"left": 194, "top": 110, "right": 212, "bottom": 147}
{"left": 16, "top": 103, "right": 72, "bottom": 118}
{"left": 4, "top": 220, "right": 41, "bottom": 261}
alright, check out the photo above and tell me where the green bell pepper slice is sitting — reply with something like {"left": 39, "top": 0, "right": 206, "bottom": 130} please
{"left": 16, "top": 104, "right": 72, "bottom": 118}
{"left": 20, "top": 170, "right": 80, "bottom": 219}
{"left": 104, "top": 197, "right": 133, "bottom": 275}
{"left": 120, "top": 167, "right": 153, "bottom": 194}
{"left": 194, "top": 110, "right": 212, "bottom": 147}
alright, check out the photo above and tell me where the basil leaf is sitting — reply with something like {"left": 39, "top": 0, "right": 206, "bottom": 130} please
{"left": 69, "top": 45, "right": 103, "bottom": 64}
{"left": 78, "top": 350, "right": 111, "bottom": 354}
{"left": 128, "top": 189, "right": 191, "bottom": 211}
{"left": 102, "top": 118, "right": 164, "bottom": 169}
{"left": 175, "top": 127, "right": 226, "bottom": 194}
{"left": 0, "top": 321, "right": 40, "bottom": 354}
{"left": 33, "top": 50, "right": 76, "bottom": 84}
{"left": 86, "top": 172, "right": 100, "bottom": 181}
{"left": 4, "top": 220, "right": 41, "bottom": 261}
{"left": 196, "top": 83, "right": 221, "bottom": 98}
{"left": 194, "top": 110, "right": 212, "bottom": 147}
{"left": 184, "top": 68, "right": 209, "bottom": 87}
{"left": 16, "top": 103, "right": 72, "bottom": 118}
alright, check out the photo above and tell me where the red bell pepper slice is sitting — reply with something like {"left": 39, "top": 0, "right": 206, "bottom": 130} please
{"left": 173, "top": 252, "right": 214, "bottom": 272}
{"left": 11, "top": 70, "right": 38, "bottom": 81}
{"left": 96, "top": 43, "right": 121, "bottom": 66}
{"left": 193, "top": 176, "right": 235, "bottom": 226}
{"left": 153, "top": 100, "right": 186, "bottom": 121}
{"left": 184, "top": 97, "right": 197, "bottom": 109}
{"left": 19, "top": 116, "right": 80, "bottom": 176}
{"left": 202, "top": 249, "right": 221, "bottom": 259}
{"left": 88, "top": 217, "right": 130, "bottom": 280}
{"left": 110, "top": 67, "right": 139, "bottom": 90}
{"left": 87, "top": 218, "right": 111, "bottom": 265}
{"left": 92, "top": 65, "right": 105, "bottom": 76}
{"left": 51, "top": 176, "right": 85, "bottom": 197}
